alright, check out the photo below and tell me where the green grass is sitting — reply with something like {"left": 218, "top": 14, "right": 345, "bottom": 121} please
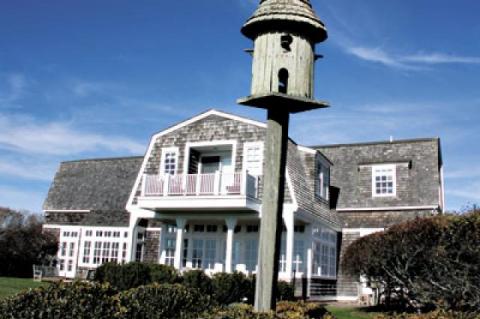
{"left": 0, "top": 277, "right": 49, "bottom": 300}
{"left": 326, "top": 306, "right": 380, "bottom": 319}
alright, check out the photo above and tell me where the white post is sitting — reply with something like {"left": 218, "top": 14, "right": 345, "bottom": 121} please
{"left": 283, "top": 209, "right": 294, "bottom": 280}
{"left": 225, "top": 217, "right": 237, "bottom": 273}
{"left": 306, "top": 225, "right": 313, "bottom": 298}
{"left": 174, "top": 218, "right": 186, "bottom": 270}
{"left": 141, "top": 174, "right": 147, "bottom": 196}
{"left": 164, "top": 175, "right": 170, "bottom": 197}
{"left": 214, "top": 171, "right": 221, "bottom": 195}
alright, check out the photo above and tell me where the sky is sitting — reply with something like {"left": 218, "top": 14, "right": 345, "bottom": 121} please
{"left": 0, "top": 0, "right": 479, "bottom": 213}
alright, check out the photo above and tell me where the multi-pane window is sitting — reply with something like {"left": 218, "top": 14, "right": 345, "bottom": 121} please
{"left": 102, "top": 242, "right": 111, "bottom": 263}
{"left": 61, "top": 242, "right": 67, "bottom": 256}
{"left": 312, "top": 228, "right": 337, "bottom": 278}
{"left": 372, "top": 165, "right": 396, "bottom": 197}
{"left": 111, "top": 243, "right": 119, "bottom": 261}
{"left": 162, "top": 149, "right": 177, "bottom": 175}
{"left": 244, "top": 143, "right": 263, "bottom": 175}
{"left": 93, "top": 242, "right": 102, "bottom": 264}
{"left": 164, "top": 238, "right": 176, "bottom": 266}
{"left": 279, "top": 240, "right": 286, "bottom": 272}
{"left": 59, "top": 259, "right": 65, "bottom": 271}
{"left": 204, "top": 240, "right": 216, "bottom": 270}
{"left": 293, "top": 240, "right": 304, "bottom": 273}
{"left": 192, "top": 239, "right": 203, "bottom": 269}
{"left": 69, "top": 243, "right": 75, "bottom": 257}
{"left": 122, "top": 243, "right": 128, "bottom": 263}
{"left": 315, "top": 158, "right": 330, "bottom": 200}
{"left": 245, "top": 239, "right": 258, "bottom": 272}
{"left": 135, "top": 243, "right": 143, "bottom": 262}
{"left": 83, "top": 241, "right": 91, "bottom": 263}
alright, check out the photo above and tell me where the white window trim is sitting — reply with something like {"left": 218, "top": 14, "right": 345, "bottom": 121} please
{"left": 243, "top": 142, "right": 264, "bottom": 176}
{"left": 160, "top": 147, "right": 179, "bottom": 176}
{"left": 183, "top": 140, "right": 237, "bottom": 176}
{"left": 315, "top": 156, "right": 330, "bottom": 201}
{"left": 372, "top": 164, "right": 397, "bottom": 198}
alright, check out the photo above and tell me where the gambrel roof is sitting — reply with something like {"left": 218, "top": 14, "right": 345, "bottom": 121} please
{"left": 44, "top": 156, "right": 143, "bottom": 211}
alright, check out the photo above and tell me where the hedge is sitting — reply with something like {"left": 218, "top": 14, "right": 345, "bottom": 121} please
{"left": 0, "top": 282, "right": 209, "bottom": 319}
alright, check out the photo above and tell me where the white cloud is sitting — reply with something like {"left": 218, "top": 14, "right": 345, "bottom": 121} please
{"left": 345, "top": 46, "right": 480, "bottom": 70}
{"left": 347, "top": 47, "right": 412, "bottom": 69}
{"left": 403, "top": 53, "right": 480, "bottom": 65}
{"left": 0, "top": 113, "right": 145, "bottom": 156}
{"left": 446, "top": 182, "right": 480, "bottom": 201}
{"left": 0, "top": 158, "right": 56, "bottom": 181}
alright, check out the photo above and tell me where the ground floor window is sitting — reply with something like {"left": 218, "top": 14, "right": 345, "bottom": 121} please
{"left": 245, "top": 239, "right": 258, "bottom": 272}
{"left": 312, "top": 228, "right": 337, "bottom": 278}
{"left": 164, "top": 238, "right": 175, "bottom": 266}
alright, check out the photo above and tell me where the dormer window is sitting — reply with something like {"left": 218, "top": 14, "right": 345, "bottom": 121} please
{"left": 315, "top": 157, "right": 330, "bottom": 201}
{"left": 372, "top": 164, "right": 396, "bottom": 197}
{"left": 161, "top": 147, "right": 178, "bottom": 175}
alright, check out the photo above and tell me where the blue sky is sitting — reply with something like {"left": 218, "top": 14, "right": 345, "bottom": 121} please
{"left": 0, "top": 0, "right": 479, "bottom": 212}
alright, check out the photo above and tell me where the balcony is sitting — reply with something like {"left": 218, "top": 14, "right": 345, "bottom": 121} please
{"left": 137, "top": 172, "right": 261, "bottom": 211}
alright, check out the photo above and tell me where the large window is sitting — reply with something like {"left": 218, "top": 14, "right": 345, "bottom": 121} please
{"left": 164, "top": 238, "right": 176, "bottom": 266}
{"left": 312, "top": 228, "right": 337, "bottom": 278}
{"left": 372, "top": 164, "right": 396, "bottom": 197}
{"left": 315, "top": 158, "right": 330, "bottom": 200}
{"left": 293, "top": 240, "right": 305, "bottom": 273}
{"left": 161, "top": 148, "right": 178, "bottom": 175}
{"left": 245, "top": 239, "right": 258, "bottom": 272}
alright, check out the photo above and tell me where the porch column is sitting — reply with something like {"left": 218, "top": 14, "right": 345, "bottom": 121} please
{"left": 174, "top": 218, "right": 186, "bottom": 270}
{"left": 306, "top": 225, "right": 313, "bottom": 298}
{"left": 225, "top": 217, "right": 237, "bottom": 273}
{"left": 283, "top": 209, "right": 294, "bottom": 279}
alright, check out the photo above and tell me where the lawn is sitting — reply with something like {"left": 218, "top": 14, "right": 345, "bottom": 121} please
{"left": 0, "top": 277, "right": 49, "bottom": 300}
{"left": 326, "top": 305, "right": 379, "bottom": 319}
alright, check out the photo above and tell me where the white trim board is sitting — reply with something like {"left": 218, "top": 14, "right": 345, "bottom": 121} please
{"left": 336, "top": 205, "right": 438, "bottom": 212}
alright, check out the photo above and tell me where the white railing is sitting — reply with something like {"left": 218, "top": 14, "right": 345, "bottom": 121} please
{"left": 142, "top": 172, "right": 259, "bottom": 198}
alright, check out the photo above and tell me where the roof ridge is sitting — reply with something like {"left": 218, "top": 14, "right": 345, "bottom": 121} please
{"left": 312, "top": 137, "right": 440, "bottom": 149}
{"left": 61, "top": 156, "right": 144, "bottom": 164}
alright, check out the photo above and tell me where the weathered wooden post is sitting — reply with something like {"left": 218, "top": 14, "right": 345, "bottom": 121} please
{"left": 238, "top": 0, "right": 329, "bottom": 312}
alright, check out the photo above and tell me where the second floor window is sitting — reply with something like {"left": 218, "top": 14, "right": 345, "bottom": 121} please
{"left": 315, "top": 159, "right": 330, "bottom": 200}
{"left": 161, "top": 148, "right": 178, "bottom": 175}
{"left": 372, "top": 164, "right": 396, "bottom": 197}
{"left": 244, "top": 142, "right": 263, "bottom": 175}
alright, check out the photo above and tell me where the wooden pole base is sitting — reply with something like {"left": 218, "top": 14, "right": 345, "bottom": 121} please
{"left": 254, "top": 108, "right": 290, "bottom": 312}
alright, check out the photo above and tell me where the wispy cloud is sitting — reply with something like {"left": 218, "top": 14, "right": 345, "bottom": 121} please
{"left": 0, "top": 73, "right": 28, "bottom": 106}
{"left": 0, "top": 157, "right": 57, "bottom": 181}
{"left": 0, "top": 185, "right": 45, "bottom": 213}
{"left": 0, "top": 113, "right": 145, "bottom": 156}
{"left": 344, "top": 46, "right": 480, "bottom": 70}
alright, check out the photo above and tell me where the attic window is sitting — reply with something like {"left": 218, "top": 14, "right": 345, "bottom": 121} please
{"left": 278, "top": 68, "right": 289, "bottom": 94}
{"left": 372, "top": 164, "right": 396, "bottom": 197}
{"left": 161, "top": 147, "right": 178, "bottom": 175}
{"left": 315, "top": 157, "right": 330, "bottom": 201}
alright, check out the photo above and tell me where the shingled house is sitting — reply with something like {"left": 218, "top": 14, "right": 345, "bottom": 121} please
{"left": 43, "top": 109, "right": 444, "bottom": 300}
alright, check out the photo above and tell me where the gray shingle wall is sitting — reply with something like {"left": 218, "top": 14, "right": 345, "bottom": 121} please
{"left": 133, "top": 114, "right": 294, "bottom": 205}
{"left": 144, "top": 231, "right": 161, "bottom": 263}
{"left": 288, "top": 142, "right": 339, "bottom": 228}
{"left": 316, "top": 139, "right": 441, "bottom": 210}
{"left": 338, "top": 209, "right": 435, "bottom": 228}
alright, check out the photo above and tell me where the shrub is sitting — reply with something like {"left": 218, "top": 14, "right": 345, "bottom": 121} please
{"left": 204, "top": 302, "right": 335, "bottom": 319}
{"left": 343, "top": 211, "right": 480, "bottom": 312}
{"left": 116, "top": 283, "right": 210, "bottom": 319}
{"left": 212, "top": 272, "right": 253, "bottom": 305}
{"left": 0, "top": 281, "right": 119, "bottom": 319}
{"left": 276, "top": 281, "right": 295, "bottom": 301}
{"left": 182, "top": 269, "right": 213, "bottom": 295}
{"left": 148, "top": 263, "right": 179, "bottom": 284}
{"left": 374, "top": 310, "right": 480, "bottom": 319}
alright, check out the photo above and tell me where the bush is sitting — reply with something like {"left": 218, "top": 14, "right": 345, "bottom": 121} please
{"left": 212, "top": 272, "right": 253, "bottom": 305}
{"left": 276, "top": 281, "right": 295, "bottom": 301}
{"left": 374, "top": 310, "right": 480, "bottom": 319}
{"left": 116, "top": 283, "right": 210, "bottom": 319}
{"left": 343, "top": 211, "right": 480, "bottom": 312}
{"left": 148, "top": 263, "right": 179, "bottom": 284}
{"left": 94, "top": 262, "right": 151, "bottom": 290}
{"left": 182, "top": 269, "right": 213, "bottom": 295}
{"left": 204, "top": 302, "right": 335, "bottom": 319}
{"left": 0, "top": 281, "right": 119, "bottom": 319}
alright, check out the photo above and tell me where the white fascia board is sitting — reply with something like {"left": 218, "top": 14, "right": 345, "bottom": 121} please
{"left": 297, "top": 145, "right": 317, "bottom": 154}
{"left": 295, "top": 208, "right": 341, "bottom": 232}
{"left": 43, "top": 224, "right": 129, "bottom": 230}
{"left": 285, "top": 170, "right": 298, "bottom": 208}
{"left": 44, "top": 210, "right": 91, "bottom": 213}
{"left": 336, "top": 205, "right": 439, "bottom": 212}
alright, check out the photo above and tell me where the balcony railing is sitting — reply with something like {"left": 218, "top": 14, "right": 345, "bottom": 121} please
{"left": 141, "top": 172, "right": 260, "bottom": 199}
